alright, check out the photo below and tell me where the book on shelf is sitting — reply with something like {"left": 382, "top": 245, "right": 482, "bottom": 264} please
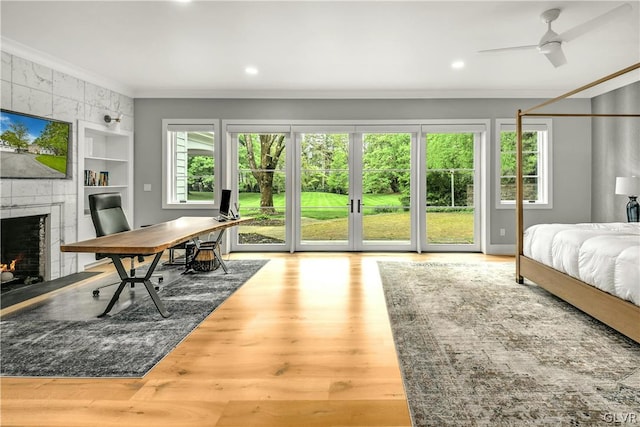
{"left": 99, "top": 171, "right": 109, "bottom": 186}
{"left": 84, "top": 170, "right": 109, "bottom": 186}
{"left": 84, "top": 169, "right": 96, "bottom": 186}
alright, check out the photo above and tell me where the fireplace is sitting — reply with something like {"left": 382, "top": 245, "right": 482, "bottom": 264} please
{"left": 1, "top": 215, "right": 48, "bottom": 286}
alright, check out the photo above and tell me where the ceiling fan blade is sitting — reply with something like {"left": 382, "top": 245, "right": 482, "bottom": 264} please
{"left": 544, "top": 45, "right": 567, "bottom": 67}
{"left": 558, "top": 3, "right": 632, "bottom": 42}
{"left": 478, "top": 45, "right": 538, "bottom": 54}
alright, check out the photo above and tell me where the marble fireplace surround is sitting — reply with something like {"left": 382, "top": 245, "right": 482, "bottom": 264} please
{"left": 2, "top": 48, "right": 135, "bottom": 281}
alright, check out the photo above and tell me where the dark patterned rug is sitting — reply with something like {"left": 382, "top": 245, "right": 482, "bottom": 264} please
{"left": 378, "top": 261, "right": 640, "bottom": 427}
{"left": 0, "top": 259, "right": 267, "bottom": 378}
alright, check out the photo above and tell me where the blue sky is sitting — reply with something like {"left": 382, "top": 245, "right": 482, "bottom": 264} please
{"left": 0, "top": 111, "right": 49, "bottom": 143}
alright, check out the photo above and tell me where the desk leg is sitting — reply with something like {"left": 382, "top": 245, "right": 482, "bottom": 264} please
{"left": 97, "top": 275, "right": 128, "bottom": 318}
{"left": 98, "top": 252, "right": 170, "bottom": 318}
{"left": 212, "top": 229, "right": 229, "bottom": 274}
{"left": 141, "top": 252, "right": 170, "bottom": 317}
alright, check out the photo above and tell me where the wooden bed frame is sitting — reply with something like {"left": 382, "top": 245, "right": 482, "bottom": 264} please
{"left": 515, "top": 63, "right": 640, "bottom": 344}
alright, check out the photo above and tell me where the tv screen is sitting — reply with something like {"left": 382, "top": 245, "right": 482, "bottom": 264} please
{"left": 219, "top": 189, "right": 232, "bottom": 219}
{"left": 0, "top": 109, "right": 72, "bottom": 179}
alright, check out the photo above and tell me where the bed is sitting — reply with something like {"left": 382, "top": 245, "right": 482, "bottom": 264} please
{"left": 515, "top": 63, "right": 640, "bottom": 344}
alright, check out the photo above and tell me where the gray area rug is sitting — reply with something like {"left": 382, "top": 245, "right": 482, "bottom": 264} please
{"left": 0, "top": 259, "right": 267, "bottom": 378}
{"left": 378, "top": 261, "right": 640, "bottom": 427}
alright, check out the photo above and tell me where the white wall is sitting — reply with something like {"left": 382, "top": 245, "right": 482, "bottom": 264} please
{"left": 0, "top": 51, "right": 134, "bottom": 277}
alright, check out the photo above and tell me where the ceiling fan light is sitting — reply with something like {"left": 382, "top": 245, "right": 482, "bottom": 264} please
{"left": 537, "top": 41, "right": 561, "bottom": 54}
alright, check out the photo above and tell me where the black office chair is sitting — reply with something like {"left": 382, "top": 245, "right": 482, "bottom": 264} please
{"left": 89, "top": 192, "right": 162, "bottom": 297}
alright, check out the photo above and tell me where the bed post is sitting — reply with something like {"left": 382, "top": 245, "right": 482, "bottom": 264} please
{"left": 516, "top": 109, "right": 524, "bottom": 284}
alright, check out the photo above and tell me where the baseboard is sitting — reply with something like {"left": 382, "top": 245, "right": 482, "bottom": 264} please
{"left": 483, "top": 244, "right": 515, "bottom": 256}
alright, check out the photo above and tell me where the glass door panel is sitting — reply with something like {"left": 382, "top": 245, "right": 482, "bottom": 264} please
{"left": 298, "top": 133, "right": 350, "bottom": 247}
{"left": 236, "top": 133, "right": 288, "bottom": 249}
{"left": 425, "top": 132, "right": 478, "bottom": 249}
{"left": 361, "top": 133, "right": 412, "bottom": 245}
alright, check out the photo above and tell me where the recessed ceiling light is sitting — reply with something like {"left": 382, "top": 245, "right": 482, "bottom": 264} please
{"left": 175, "top": 0, "right": 192, "bottom": 3}
{"left": 451, "top": 60, "right": 465, "bottom": 70}
{"left": 245, "top": 66, "right": 259, "bottom": 75}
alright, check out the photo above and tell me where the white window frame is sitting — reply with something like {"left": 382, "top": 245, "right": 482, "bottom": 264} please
{"left": 420, "top": 122, "right": 486, "bottom": 252}
{"left": 162, "top": 119, "right": 220, "bottom": 209}
{"left": 228, "top": 126, "right": 293, "bottom": 252}
{"left": 495, "top": 118, "right": 553, "bottom": 210}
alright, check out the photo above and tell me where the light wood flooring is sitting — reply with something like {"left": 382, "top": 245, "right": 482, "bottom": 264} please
{"left": 0, "top": 252, "right": 513, "bottom": 426}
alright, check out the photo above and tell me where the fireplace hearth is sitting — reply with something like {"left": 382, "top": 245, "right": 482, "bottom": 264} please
{"left": 1, "top": 215, "right": 47, "bottom": 287}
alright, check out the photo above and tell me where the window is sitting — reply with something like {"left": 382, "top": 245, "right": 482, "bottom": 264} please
{"left": 421, "top": 122, "right": 485, "bottom": 251}
{"left": 162, "top": 119, "right": 218, "bottom": 209}
{"left": 496, "top": 119, "right": 552, "bottom": 209}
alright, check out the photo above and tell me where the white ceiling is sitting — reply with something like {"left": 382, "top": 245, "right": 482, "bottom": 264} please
{"left": 1, "top": 1, "right": 639, "bottom": 99}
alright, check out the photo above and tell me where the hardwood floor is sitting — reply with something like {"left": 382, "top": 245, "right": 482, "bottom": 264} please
{"left": 0, "top": 252, "right": 512, "bottom": 426}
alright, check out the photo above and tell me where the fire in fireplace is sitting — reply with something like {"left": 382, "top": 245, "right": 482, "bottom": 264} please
{"left": 1, "top": 215, "right": 47, "bottom": 286}
{"left": 1, "top": 257, "right": 19, "bottom": 282}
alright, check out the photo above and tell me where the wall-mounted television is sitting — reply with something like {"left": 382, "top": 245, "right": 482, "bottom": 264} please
{"left": 0, "top": 109, "right": 72, "bottom": 179}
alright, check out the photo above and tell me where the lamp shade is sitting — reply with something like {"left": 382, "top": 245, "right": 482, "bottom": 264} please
{"left": 615, "top": 176, "right": 640, "bottom": 196}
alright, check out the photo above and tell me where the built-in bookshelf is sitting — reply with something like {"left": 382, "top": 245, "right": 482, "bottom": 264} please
{"left": 76, "top": 121, "right": 134, "bottom": 270}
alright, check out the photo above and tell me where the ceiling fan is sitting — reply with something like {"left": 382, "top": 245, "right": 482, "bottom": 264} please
{"left": 478, "top": 3, "right": 632, "bottom": 68}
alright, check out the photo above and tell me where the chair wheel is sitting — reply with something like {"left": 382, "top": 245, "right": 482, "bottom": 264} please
{"left": 158, "top": 277, "right": 163, "bottom": 283}
{"left": 155, "top": 286, "right": 160, "bottom": 291}
{"left": 92, "top": 290, "right": 99, "bottom": 297}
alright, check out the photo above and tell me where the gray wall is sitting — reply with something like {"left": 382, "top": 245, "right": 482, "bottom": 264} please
{"left": 591, "top": 81, "right": 640, "bottom": 222}
{"left": 133, "top": 97, "right": 592, "bottom": 250}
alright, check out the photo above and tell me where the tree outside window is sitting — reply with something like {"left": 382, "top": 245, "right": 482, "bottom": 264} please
{"left": 496, "top": 119, "right": 552, "bottom": 207}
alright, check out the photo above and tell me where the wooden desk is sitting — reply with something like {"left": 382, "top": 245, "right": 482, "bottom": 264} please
{"left": 61, "top": 216, "right": 250, "bottom": 318}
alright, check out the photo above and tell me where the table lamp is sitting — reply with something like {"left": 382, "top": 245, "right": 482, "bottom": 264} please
{"left": 615, "top": 176, "right": 640, "bottom": 222}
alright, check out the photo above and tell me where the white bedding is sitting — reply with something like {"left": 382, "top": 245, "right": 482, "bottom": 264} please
{"left": 523, "top": 223, "right": 640, "bottom": 306}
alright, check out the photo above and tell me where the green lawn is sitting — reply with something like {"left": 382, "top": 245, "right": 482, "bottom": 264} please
{"left": 241, "top": 211, "right": 473, "bottom": 243}
{"left": 238, "top": 192, "right": 406, "bottom": 220}
{"left": 187, "top": 191, "right": 214, "bottom": 201}
{"left": 426, "top": 211, "right": 474, "bottom": 244}
{"left": 188, "top": 190, "right": 473, "bottom": 243}
{"left": 237, "top": 191, "right": 473, "bottom": 244}
{"left": 187, "top": 191, "right": 405, "bottom": 217}
{"left": 35, "top": 154, "right": 67, "bottom": 174}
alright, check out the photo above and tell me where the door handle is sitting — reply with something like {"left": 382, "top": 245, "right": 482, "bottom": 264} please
{"left": 357, "top": 199, "right": 361, "bottom": 213}
{"left": 349, "top": 199, "right": 354, "bottom": 213}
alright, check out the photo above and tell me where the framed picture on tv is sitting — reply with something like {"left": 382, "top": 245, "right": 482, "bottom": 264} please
{"left": 0, "top": 109, "right": 72, "bottom": 179}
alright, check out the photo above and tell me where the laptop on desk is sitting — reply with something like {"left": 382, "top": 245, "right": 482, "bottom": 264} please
{"left": 217, "top": 189, "right": 237, "bottom": 221}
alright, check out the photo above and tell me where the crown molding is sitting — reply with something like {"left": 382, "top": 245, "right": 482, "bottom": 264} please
{"left": 1, "top": 37, "right": 134, "bottom": 98}
{"left": 133, "top": 88, "right": 580, "bottom": 99}
{"left": 133, "top": 75, "right": 639, "bottom": 99}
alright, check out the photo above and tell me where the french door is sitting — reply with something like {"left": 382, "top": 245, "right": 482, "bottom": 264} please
{"left": 230, "top": 130, "right": 292, "bottom": 252}
{"left": 294, "top": 128, "right": 416, "bottom": 251}
{"left": 420, "top": 125, "right": 482, "bottom": 251}
{"left": 228, "top": 122, "right": 483, "bottom": 253}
